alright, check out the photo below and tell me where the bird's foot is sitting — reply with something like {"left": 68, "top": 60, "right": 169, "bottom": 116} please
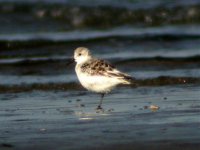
{"left": 95, "top": 105, "right": 104, "bottom": 113}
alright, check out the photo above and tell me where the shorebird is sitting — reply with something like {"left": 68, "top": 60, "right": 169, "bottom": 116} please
{"left": 73, "top": 47, "right": 135, "bottom": 110}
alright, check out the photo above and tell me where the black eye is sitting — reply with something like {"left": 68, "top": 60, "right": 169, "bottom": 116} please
{"left": 78, "top": 53, "right": 81, "bottom": 56}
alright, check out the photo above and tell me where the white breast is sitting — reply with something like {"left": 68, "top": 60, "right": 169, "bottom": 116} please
{"left": 75, "top": 66, "right": 120, "bottom": 93}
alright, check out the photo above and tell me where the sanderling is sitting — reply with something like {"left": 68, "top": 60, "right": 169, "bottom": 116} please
{"left": 73, "top": 47, "right": 135, "bottom": 110}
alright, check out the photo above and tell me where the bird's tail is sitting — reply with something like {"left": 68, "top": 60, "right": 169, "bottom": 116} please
{"left": 108, "top": 69, "right": 137, "bottom": 86}
{"left": 118, "top": 73, "right": 137, "bottom": 86}
{"left": 121, "top": 75, "right": 136, "bottom": 85}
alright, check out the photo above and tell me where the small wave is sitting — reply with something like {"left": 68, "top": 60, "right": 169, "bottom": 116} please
{"left": 1, "top": 55, "right": 200, "bottom": 65}
{"left": 0, "top": 55, "right": 200, "bottom": 79}
{"left": 0, "top": 2, "right": 200, "bottom": 34}
{"left": 0, "top": 56, "right": 70, "bottom": 64}
{"left": 1, "top": 0, "right": 200, "bottom": 8}
{"left": 1, "top": 26, "right": 200, "bottom": 42}
{"left": 1, "top": 68, "right": 200, "bottom": 85}
{"left": 115, "top": 55, "right": 200, "bottom": 64}
{"left": 0, "top": 76, "right": 199, "bottom": 93}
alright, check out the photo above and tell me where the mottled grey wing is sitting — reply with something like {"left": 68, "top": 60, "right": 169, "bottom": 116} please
{"left": 81, "top": 59, "right": 114, "bottom": 76}
{"left": 94, "top": 60, "right": 135, "bottom": 83}
{"left": 82, "top": 59, "right": 134, "bottom": 80}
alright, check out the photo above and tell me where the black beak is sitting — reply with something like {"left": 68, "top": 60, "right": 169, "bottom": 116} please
{"left": 66, "top": 57, "right": 75, "bottom": 66}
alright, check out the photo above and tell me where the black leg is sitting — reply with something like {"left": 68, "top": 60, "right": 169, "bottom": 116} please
{"left": 97, "top": 93, "right": 105, "bottom": 110}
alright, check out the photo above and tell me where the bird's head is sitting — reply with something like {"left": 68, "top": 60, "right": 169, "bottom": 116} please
{"left": 74, "top": 47, "right": 92, "bottom": 64}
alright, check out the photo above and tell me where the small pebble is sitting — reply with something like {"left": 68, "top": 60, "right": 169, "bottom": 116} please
{"left": 163, "top": 97, "right": 167, "bottom": 100}
{"left": 80, "top": 104, "right": 85, "bottom": 107}
{"left": 40, "top": 128, "right": 46, "bottom": 132}
{"left": 1, "top": 143, "right": 14, "bottom": 147}
{"left": 149, "top": 105, "right": 160, "bottom": 111}
{"left": 76, "top": 99, "right": 81, "bottom": 102}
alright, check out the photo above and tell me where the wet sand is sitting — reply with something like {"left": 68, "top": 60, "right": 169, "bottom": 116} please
{"left": 0, "top": 85, "right": 200, "bottom": 150}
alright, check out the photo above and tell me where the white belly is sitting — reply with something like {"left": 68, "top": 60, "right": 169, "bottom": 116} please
{"left": 76, "top": 71, "right": 120, "bottom": 93}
